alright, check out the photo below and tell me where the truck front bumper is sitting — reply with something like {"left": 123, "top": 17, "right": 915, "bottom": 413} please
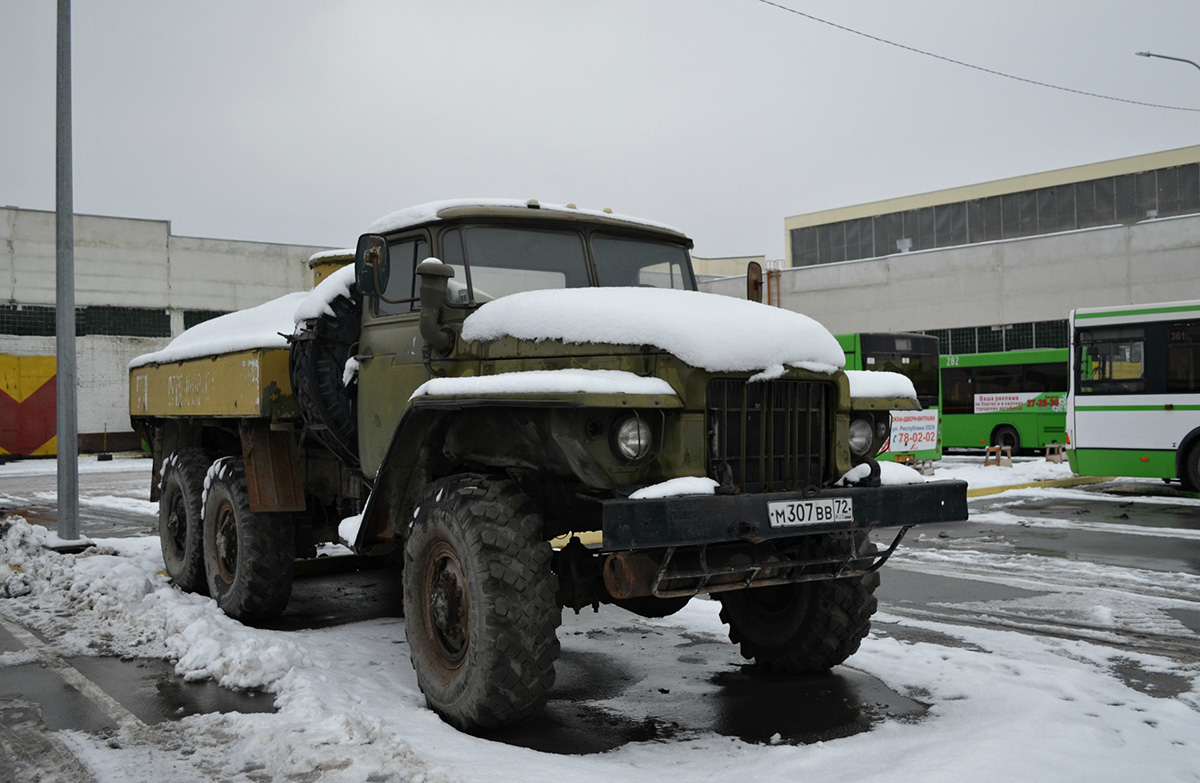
{"left": 599, "top": 479, "right": 968, "bottom": 551}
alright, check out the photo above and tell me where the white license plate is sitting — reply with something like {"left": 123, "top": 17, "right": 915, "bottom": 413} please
{"left": 767, "top": 497, "right": 854, "bottom": 528}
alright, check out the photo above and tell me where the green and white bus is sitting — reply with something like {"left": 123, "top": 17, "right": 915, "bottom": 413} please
{"left": 836, "top": 332, "right": 941, "bottom": 461}
{"left": 1068, "top": 299, "right": 1200, "bottom": 487}
{"left": 940, "top": 349, "right": 1068, "bottom": 452}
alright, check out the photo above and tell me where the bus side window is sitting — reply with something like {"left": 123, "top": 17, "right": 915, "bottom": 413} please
{"left": 1078, "top": 328, "right": 1145, "bottom": 394}
{"left": 1026, "top": 363, "right": 1068, "bottom": 392}
{"left": 942, "top": 367, "right": 973, "bottom": 414}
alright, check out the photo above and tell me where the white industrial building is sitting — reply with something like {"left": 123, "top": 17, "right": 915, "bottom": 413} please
{"left": 5, "top": 144, "right": 1198, "bottom": 456}
{"left": 703, "top": 145, "right": 1200, "bottom": 354}
{"left": 0, "top": 206, "right": 330, "bottom": 456}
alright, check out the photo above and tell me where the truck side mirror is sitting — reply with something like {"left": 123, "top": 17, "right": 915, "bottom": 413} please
{"left": 355, "top": 234, "right": 389, "bottom": 297}
{"left": 747, "top": 261, "right": 763, "bottom": 303}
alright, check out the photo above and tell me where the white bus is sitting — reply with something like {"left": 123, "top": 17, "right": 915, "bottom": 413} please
{"left": 1067, "top": 299, "right": 1200, "bottom": 488}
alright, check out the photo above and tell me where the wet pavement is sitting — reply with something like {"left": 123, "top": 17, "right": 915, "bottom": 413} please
{"left": 2, "top": 461, "right": 1199, "bottom": 760}
{"left": 0, "top": 456, "right": 157, "bottom": 540}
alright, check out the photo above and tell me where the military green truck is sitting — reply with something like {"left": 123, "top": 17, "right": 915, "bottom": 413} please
{"left": 130, "top": 199, "right": 967, "bottom": 730}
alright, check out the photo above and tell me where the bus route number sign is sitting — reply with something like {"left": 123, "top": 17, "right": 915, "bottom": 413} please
{"left": 768, "top": 497, "right": 854, "bottom": 528}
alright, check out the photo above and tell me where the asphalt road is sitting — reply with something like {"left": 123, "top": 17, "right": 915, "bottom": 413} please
{"left": 1, "top": 460, "right": 1199, "bottom": 769}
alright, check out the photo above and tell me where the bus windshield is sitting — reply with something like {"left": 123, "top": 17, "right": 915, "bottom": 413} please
{"left": 859, "top": 334, "right": 940, "bottom": 408}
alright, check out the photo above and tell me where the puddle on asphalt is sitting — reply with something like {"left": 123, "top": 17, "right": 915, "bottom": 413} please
{"left": 65, "top": 656, "right": 275, "bottom": 725}
{"left": 474, "top": 646, "right": 927, "bottom": 754}
{"left": 1109, "top": 657, "right": 1193, "bottom": 699}
{"left": 0, "top": 662, "right": 119, "bottom": 732}
{"left": 707, "top": 665, "right": 928, "bottom": 744}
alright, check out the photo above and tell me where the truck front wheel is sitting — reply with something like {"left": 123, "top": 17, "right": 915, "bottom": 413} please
{"left": 403, "top": 474, "right": 561, "bottom": 730}
{"left": 718, "top": 533, "right": 879, "bottom": 674}
{"left": 201, "top": 457, "right": 295, "bottom": 622}
{"left": 159, "top": 449, "right": 211, "bottom": 594}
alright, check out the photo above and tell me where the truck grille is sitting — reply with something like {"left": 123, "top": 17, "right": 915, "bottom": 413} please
{"left": 706, "top": 378, "right": 835, "bottom": 493}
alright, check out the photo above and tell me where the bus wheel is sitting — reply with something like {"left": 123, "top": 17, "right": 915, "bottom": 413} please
{"left": 993, "top": 425, "right": 1021, "bottom": 453}
{"left": 1181, "top": 446, "right": 1200, "bottom": 492}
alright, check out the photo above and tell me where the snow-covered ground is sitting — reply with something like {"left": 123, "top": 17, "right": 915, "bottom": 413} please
{"left": 1, "top": 455, "right": 1198, "bottom": 781}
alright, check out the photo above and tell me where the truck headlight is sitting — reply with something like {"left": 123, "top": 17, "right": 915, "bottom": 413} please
{"left": 613, "top": 415, "right": 652, "bottom": 461}
{"left": 848, "top": 416, "right": 874, "bottom": 457}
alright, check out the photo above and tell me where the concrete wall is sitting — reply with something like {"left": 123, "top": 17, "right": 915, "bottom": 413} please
{"left": 702, "top": 214, "right": 1200, "bottom": 335}
{"left": 1, "top": 206, "right": 333, "bottom": 450}
{"left": 2, "top": 207, "right": 321, "bottom": 316}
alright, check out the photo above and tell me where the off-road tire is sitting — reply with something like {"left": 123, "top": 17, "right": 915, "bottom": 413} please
{"left": 289, "top": 283, "right": 361, "bottom": 470}
{"left": 158, "top": 448, "right": 212, "bottom": 594}
{"left": 201, "top": 457, "right": 295, "bottom": 622}
{"left": 718, "top": 533, "right": 880, "bottom": 674}
{"left": 403, "top": 474, "right": 561, "bottom": 730}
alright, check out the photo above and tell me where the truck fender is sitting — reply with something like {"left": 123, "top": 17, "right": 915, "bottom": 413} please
{"left": 353, "top": 407, "right": 444, "bottom": 555}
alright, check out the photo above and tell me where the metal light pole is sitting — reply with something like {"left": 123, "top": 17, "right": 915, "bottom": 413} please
{"left": 56, "top": 0, "right": 81, "bottom": 543}
{"left": 1135, "top": 51, "right": 1200, "bottom": 74}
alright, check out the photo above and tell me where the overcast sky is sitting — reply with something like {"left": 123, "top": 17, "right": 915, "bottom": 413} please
{"left": 3, "top": 1, "right": 1199, "bottom": 261}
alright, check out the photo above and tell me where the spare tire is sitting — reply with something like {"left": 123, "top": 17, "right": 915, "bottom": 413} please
{"left": 290, "top": 282, "right": 362, "bottom": 470}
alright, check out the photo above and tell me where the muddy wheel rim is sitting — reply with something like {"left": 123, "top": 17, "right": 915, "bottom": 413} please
{"left": 424, "top": 541, "right": 468, "bottom": 668}
{"left": 165, "top": 489, "right": 187, "bottom": 556}
{"left": 213, "top": 501, "right": 238, "bottom": 586}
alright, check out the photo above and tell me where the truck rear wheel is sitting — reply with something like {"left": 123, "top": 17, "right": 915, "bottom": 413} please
{"left": 158, "top": 449, "right": 211, "bottom": 594}
{"left": 403, "top": 474, "right": 561, "bottom": 729}
{"left": 718, "top": 533, "right": 879, "bottom": 674}
{"left": 201, "top": 457, "right": 295, "bottom": 622}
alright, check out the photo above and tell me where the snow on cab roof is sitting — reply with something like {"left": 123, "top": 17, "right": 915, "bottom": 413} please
{"left": 366, "top": 199, "right": 686, "bottom": 237}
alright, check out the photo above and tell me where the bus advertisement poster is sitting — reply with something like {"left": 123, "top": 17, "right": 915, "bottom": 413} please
{"left": 974, "top": 392, "right": 1066, "bottom": 414}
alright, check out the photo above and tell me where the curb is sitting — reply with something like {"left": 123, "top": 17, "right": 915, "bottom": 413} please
{"left": 965, "top": 475, "right": 1115, "bottom": 498}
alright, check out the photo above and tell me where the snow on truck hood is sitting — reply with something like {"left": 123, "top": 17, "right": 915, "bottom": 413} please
{"left": 462, "top": 287, "right": 845, "bottom": 375}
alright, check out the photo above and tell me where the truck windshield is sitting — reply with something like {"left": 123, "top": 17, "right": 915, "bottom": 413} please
{"left": 438, "top": 225, "right": 695, "bottom": 304}
{"left": 592, "top": 233, "right": 694, "bottom": 290}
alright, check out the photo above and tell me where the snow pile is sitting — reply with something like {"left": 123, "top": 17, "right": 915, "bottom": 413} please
{"left": 367, "top": 198, "right": 683, "bottom": 236}
{"left": 411, "top": 368, "right": 676, "bottom": 399}
{"left": 462, "top": 288, "right": 845, "bottom": 374}
{"left": 933, "top": 455, "right": 1076, "bottom": 488}
{"left": 128, "top": 292, "right": 307, "bottom": 368}
{"left": 845, "top": 369, "right": 917, "bottom": 400}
